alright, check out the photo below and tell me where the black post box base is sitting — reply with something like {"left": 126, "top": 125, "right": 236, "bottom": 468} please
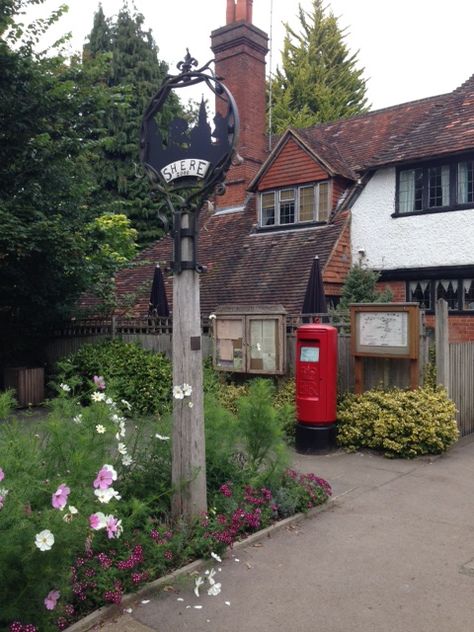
{"left": 295, "top": 422, "right": 337, "bottom": 454}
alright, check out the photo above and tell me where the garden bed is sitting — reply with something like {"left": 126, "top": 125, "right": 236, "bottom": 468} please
{"left": 0, "top": 373, "right": 331, "bottom": 632}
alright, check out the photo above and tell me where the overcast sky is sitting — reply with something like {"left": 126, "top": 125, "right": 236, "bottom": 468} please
{"left": 25, "top": 0, "right": 474, "bottom": 111}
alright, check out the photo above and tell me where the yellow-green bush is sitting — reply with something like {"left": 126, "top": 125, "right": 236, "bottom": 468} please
{"left": 337, "top": 387, "right": 459, "bottom": 458}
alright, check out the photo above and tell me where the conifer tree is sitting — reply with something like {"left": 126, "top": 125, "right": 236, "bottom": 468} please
{"left": 270, "top": 0, "right": 369, "bottom": 133}
{"left": 83, "top": 3, "right": 182, "bottom": 247}
{"left": 337, "top": 264, "right": 392, "bottom": 313}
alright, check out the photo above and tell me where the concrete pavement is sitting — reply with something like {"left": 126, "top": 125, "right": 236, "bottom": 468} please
{"left": 85, "top": 437, "right": 474, "bottom": 632}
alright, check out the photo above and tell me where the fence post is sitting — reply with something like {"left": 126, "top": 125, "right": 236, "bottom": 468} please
{"left": 435, "top": 298, "right": 450, "bottom": 394}
{"left": 111, "top": 316, "right": 117, "bottom": 340}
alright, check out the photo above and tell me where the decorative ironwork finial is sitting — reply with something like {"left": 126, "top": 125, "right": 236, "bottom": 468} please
{"left": 177, "top": 49, "right": 198, "bottom": 74}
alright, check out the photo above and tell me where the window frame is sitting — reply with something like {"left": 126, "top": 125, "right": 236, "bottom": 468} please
{"left": 394, "top": 154, "right": 474, "bottom": 217}
{"left": 258, "top": 181, "right": 332, "bottom": 229}
{"left": 406, "top": 278, "right": 474, "bottom": 314}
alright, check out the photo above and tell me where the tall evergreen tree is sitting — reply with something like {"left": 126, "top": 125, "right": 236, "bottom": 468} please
{"left": 83, "top": 3, "right": 182, "bottom": 247}
{"left": 270, "top": 0, "right": 369, "bottom": 133}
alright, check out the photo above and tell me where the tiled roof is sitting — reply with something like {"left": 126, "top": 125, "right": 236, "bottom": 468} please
{"left": 367, "top": 74, "right": 474, "bottom": 166}
{"left": 79, "top": 201, "right": 347, "bottom": 318}
{"left": 294, "top": 93, "right": 450, "bottom": 173}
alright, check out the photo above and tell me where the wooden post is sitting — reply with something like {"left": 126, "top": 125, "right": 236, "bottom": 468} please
{"left": 171, "top": 211, "right": 207, "bottom": 521}
{"left": 435, "top": 298, "right": 450, "bottom": 395}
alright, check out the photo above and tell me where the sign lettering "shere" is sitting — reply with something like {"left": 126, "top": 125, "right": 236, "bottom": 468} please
{"left": 161, "top": 159, "right": 210, "bottom": 183}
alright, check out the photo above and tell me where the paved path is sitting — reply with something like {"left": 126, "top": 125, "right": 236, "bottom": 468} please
{"left": 92, "top": 437, "right": 474, "bottom": 632}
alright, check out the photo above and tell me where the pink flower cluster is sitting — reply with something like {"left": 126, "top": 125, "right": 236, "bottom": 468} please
{"left": 51, "top": 484, "right": 70, "bottom": 510}
{"left": 93, "top": 375, "right": 106, "bottom": 390}
{"left": 93, "top": 464, "right": 117, "bottom": 490}
{"left": 9, "top": 624, "right": 37, "bottom": 632}
{"left": 44, "top": 590, "right": 60, "bottom": 610}
{"left": 116, "top": 545, "right": 143, "bottom": 570}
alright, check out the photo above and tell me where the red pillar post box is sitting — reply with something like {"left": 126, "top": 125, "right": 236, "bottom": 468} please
{"left": 295, "top": 324, "right": 338, "bottom": 453}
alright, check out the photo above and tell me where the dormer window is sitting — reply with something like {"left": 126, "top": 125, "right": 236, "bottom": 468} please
{"left": 259, "top": 182, "right": 331, "bottom": 228}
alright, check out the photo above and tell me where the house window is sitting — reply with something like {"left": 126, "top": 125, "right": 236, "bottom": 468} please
{"left": 458, "top": 161, "right": 474, "bottom": 204}
{"left": 435, "top": 279, "right": 459, "bottom": 311}
{"left": 279, "top": 189, "right": 295, "bottom": 224}
{"left": 397, "top": 156, "right": 474, "bottom": 215}
{"left": 408, "top": 280, "right": 432, "bottom": 310}
{"left": 259, "top": 181, "right": 331, "bottom": 227}
{"left": 408, "top": 278, "right": 474, "bottom": 312}
{"left": 463, "top": 279, "right": 474, "bottom": 310}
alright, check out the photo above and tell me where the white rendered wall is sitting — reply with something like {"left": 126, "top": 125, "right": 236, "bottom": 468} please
{"left": 351, "top": 168, "right": 474, "bottom": 270}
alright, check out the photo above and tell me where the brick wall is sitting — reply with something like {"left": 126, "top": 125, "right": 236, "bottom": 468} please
{"left": 211, "top": 11, "right": 268, "bottom": 209}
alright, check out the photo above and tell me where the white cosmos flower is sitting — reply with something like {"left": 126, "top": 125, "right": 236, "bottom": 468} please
{"left": 95, "top": 487, "right": 121, "bottom": 503}
{"left": 208, "top": 568, "right": 217, "bottom": 585}
{"left": 117, "top": 443, "right": 127, "bottom": 455}
{"left": 63, "top": 506, "right": 78, "bottom": 522}
{"left": 155, "top": 433, "right": 170, "bottom": 441}
{"left": 182, "top": 383, "right": 192, "bottom": 397}
{"left": 207, "top": 583, "right": 221, "bottom": 597}
{"left": 91, "top": 392, "right": 106, "bottom": 402}
{"left": 173, "top": 385, "right": 184, "bottom": 400}
{"left": 122, "top": 455, "right": 133, "bottom": 467}
{"left": 121, "top": 399, "right": 132, "bottom": 411}
{"left": 60, "top": 383, "right": 71, "bottom": 392}
{"left": 211, "top": 552, "right": 222, "bottom": 563}
{"left": 105, "top": 397, "right": 113, "bottom": 405}
{"left": 96, "top": 424, "right": 106, "bottom": 434}
{"left": 194, "top": 576, "right": 204, "bottom": 598}
{"left": 35, "top": 529, "right": 55, "bottom": 551}
{"left": 208, "top": 313, "right": 216, "bottom": 320}
{"left": 73, "top": 414, "right": 82, "bottom": 424}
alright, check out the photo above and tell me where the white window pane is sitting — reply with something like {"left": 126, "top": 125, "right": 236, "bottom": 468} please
{"left": 463, "top": 279, "right": 474, "bottom": 310}
{"left": 317, "top": 182, "right": 330, "bottom": 222}
{"left": 261, "top": 192, "right": 275, "bottom": 226}
{"left": 399, "top": 170, "right": 415, "bottom": 213}
{"left": 299, "top": 187, "right": 314, "bottom": 222}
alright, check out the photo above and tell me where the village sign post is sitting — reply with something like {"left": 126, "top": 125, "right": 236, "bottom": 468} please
{"left": 140, "top": 51, "right": 240, "bottom": 520}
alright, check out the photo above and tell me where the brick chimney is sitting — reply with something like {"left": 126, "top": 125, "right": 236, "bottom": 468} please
{"left": 211, "top": 0, "right": 268, "bottom": 208}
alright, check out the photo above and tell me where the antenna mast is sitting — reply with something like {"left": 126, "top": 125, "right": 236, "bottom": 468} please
{"left": 267, "top": 0, "right": 273, "bottom": 151}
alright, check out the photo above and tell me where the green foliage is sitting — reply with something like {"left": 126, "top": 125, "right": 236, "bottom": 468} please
{"left": 273, "top": 378, "right": 296, "bottom": 442}
{"left": 53, "top": 339, "right": 172, "bottom": 415}
{"left": 337, "top": 263, "right": 393, "bottom": 313}
{"left": 204, "top": 396, "right": 246, "bottom": 490}
{"left": 337, "top": 387, "right": 459, "bottom": 458}
{"left": 82, "top": 4, "right": 184, "bottom": 247}
{"left": 0, "top": 389, "right": 16, "bottom": 420}
{"left": 236, "top": 379, "right": 289, "bottom": 480}
{"left": 270, "top": 0, "right": 369, "bottom": 133}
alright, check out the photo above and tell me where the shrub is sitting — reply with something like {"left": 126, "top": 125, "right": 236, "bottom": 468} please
{"left": 237, "top": 379, "right": 289, "bottom": 482}
{"left": 337, "top": 386, "right": 459, "bottom": 458}
{"left": 53, "top": 340, "right": 172, "bottom": 415}
{"left": 0, "top": 389, "right": 16, "bottom": 421}
{"left": 273, "top": 378, "right": 296, "bottom": 443}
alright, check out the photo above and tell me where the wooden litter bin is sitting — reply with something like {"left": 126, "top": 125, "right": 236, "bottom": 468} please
{"left": 4, "top": 367, "right": 45, "bottom": 407}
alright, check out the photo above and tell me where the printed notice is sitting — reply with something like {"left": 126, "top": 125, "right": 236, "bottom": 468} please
{"left": 358, "top": 312, "right": 408, "bottom": 348}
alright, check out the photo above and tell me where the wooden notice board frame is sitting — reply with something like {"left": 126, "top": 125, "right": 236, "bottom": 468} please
{"left": 350, "top": 303, "right": 420, "bottom": 393}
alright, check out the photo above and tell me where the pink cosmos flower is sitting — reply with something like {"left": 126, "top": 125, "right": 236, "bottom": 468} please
{"left": 51, "top": 483, "right": 70, "bottom": 510}
{"left": 0, "top": 468, "right": 4, "bottom": 482}
{"left": 105, "top": 514, "right": 123, "bottom": 539}
{"left": 89, "top": 512, "right": 106, "bottom": 530}
{"left": 44, "top": 589, "right": 60, "bottom": 610}
{"left": 93, "top": 464, "right": 117, "bottom": 490}
{"left": 93, "top": 375, "right": 106, "bottom": 390}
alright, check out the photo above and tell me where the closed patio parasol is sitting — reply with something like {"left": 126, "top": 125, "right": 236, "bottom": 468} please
{"left": 302, "top": 256, "right": 327, "bottom": 316}
{"left": 148, "top": 264, "right": 170, "bottom": 317}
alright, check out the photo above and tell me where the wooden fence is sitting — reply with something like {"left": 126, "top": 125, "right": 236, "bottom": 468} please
{"left": 45, "top": 312, "right": 430, "bottom": 395}
{"left": 449, "top": 342, "right": 474, "bottom": 437}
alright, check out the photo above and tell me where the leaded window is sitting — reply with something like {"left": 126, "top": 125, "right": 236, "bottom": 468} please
{"left": 259, "top": 181, "right": 332, "bottom": 228}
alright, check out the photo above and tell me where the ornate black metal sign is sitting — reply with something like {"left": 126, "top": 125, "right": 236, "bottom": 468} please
{"left": 140, "top": 51, "right": 240, "bottom": 274}
{"left": 141, "top": 51, "right": 239, "bottom": 205}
